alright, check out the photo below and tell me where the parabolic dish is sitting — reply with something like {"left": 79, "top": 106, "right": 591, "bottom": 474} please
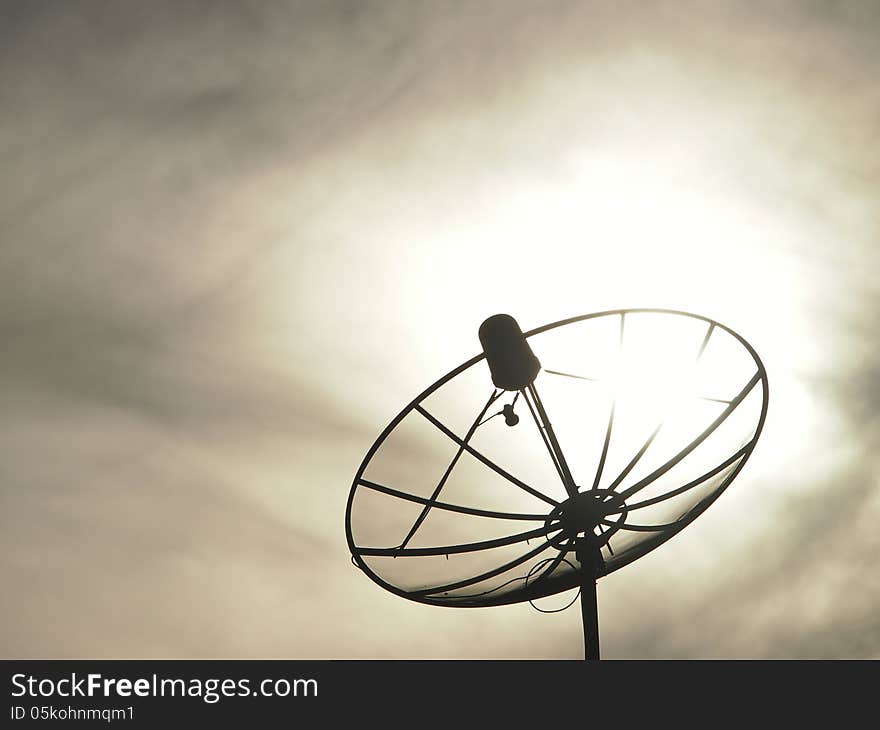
{"left": 346, "top": 309, "right": 768, "bottom": 608}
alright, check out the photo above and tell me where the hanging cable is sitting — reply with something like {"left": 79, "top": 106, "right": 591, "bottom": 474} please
{"left": 524, "top": 556, "right": 580, "bottom": 614}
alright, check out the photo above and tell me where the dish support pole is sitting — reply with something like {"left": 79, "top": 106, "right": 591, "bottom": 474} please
{"left": 577, "top": 538, "right": 601, "bottom": 661}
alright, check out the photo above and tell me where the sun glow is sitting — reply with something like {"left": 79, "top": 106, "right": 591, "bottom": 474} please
{"left": 379, "top": 135, "right": 822, "bottom": 516}
{"left": 284, "top": 78, "right": 829, "bottom": 573}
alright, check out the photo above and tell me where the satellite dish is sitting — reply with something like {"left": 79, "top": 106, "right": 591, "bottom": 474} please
{"left": 346, "top": 309, "right": 768, "bottom": 659}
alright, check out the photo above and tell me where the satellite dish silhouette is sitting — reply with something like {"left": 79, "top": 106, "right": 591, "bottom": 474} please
{"left": 346, "top": 309, "right": 768, "bottom": 659}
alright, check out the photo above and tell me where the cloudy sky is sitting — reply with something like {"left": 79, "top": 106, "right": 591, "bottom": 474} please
{"left": 2, "top": 0, "right": 879, "bottom": 658}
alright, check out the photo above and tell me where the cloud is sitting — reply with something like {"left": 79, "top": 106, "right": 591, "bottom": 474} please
{"left": 2, "top": 0, "right": 879, "bottom": 657}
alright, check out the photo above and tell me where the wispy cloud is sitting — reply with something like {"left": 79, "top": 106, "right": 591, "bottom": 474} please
{"left": 2, "top": 0, "right": 878, "bottom": 657}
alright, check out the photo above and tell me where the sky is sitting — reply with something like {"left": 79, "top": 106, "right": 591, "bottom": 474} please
{"left": 1, "top": 0, "right": 879, "bottom": 658}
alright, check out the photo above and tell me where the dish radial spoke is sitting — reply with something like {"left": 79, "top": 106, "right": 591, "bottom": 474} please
{"left": 396, "top": 390, "right": 500, "bottom": 551}
{"left": 607, "top": 443, "right": 751, "bottom": 514}
{"left": 355, "top": 522, "right": 562, "bottom": 558}
{"left": 544, "top": 369, "right": 599, "bottom": 382}
{"left": 414, "top": 405, "right": 559, "bottom": 507}
{"left": 616, "top": 371, "right": 761, "bottom": 502}
{"left": 411, "top": 539, "right": 558, "bottom": 597}
{"left": 591, "top": 401, "right": 616, "bottom": 491}
{"left": 358, "top": 479, "right": 547, "bottom": 521}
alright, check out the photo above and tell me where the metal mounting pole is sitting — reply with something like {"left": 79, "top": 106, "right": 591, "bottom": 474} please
{"left": 577, "top": 538, "right": 601, "bottom": 661}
